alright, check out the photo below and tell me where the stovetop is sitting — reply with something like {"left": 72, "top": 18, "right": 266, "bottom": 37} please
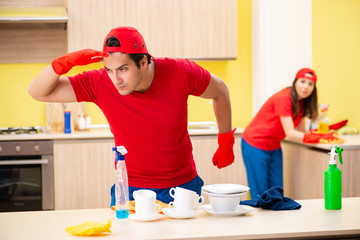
{"left": 0, "top": 127, "right": 46, "bottom": 135}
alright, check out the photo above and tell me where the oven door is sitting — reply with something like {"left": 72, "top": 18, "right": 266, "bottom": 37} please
{"left": 0, "top": 158, "right": 48, "bottom": 212}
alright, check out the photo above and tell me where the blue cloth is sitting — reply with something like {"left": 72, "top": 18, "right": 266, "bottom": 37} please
{"left": 241, "top": 138, "right": 283, "bottom": 200}
{"left": 110, "top": 175, "right": 204, "bottom": 207}
{"left": 241, "top": 186, "right": 301, "bottom": 210}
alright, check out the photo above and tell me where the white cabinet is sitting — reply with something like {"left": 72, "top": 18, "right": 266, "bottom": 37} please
{"left": 0, "top": 1, "right": 67, "bottom": 63}
{"left": 191, "top": 135, "right": 247, "bottom": 186}
{"left": 53, "top": 139, "right": 115, "bottom": 210}
{"left": 53, "top": 134, "right": 247, "bottom": 210}
{"left": 67, "top": 0, "right": 237, "bottom": 59}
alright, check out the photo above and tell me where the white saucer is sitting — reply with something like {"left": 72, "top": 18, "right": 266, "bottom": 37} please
{"left": 202, "top": 184, "right": 250, "bottom": 194}
{"left": 201, "top": 204, "right": 254, "bottom": 217}
{"left": 162, "top": 207, "right": 198, "bottom": 219}
{"left": 129, "top": 213, "right": 162, "bottom": 222}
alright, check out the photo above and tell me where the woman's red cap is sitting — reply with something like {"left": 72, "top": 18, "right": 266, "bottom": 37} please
{"left": 295, "top": 68, "right": 317, "bottom": 83}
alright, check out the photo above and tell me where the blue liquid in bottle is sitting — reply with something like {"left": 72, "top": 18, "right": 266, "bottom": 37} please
{"left": 116, "top": 209, "right": 130, "bottom": 219}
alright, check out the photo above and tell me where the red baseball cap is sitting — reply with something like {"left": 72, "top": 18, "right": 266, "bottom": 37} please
{"left": 295, "top": 68, "right": 317, "bottom": 83}
{"left": 103, "top": 26, "right": 151, "bottom": 56}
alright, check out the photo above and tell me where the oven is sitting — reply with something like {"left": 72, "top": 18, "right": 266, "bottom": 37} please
{"left": 0, "top": 140, "right": 54, "bottom": 212}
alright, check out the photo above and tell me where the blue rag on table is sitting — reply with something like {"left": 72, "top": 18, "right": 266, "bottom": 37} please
{"left": 241, "top": 186, "right": 301, "bottom": 210}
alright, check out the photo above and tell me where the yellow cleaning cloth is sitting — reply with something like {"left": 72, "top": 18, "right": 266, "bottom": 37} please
{"left": 111, "top": 200, "right": 168, "bottom": 215}
{"left": 319, "top": 138, "right": 345, "bottom": 144}
{"left": 65, "top": 219, "right": 111, "bottom": 236}
{"left": 318, "top": 131, "right": 345, "bottom": 144}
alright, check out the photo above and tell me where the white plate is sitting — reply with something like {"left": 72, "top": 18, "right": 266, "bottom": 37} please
{"left": 202, "top": 184, "right": 250, "bottom": 194}
{"left": 202, "top": 191, "right": 244, "bottom": 198}
{"left": 201, "top": 204, "right": 254, "bottom": 217}
{"left": 129, "top": 213, "right": 162, "bottom": 222}
{"left": 162, "top": 207, "right": 198, "bottom": 219}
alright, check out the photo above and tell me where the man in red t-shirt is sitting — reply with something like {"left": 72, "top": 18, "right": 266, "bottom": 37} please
{"left": 28, "top": 26, "right": 236, "bottom": 204}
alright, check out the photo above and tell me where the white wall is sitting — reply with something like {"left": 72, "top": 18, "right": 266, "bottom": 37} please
{"left": 251, "top": 0, "right": 312, "bottom": 115}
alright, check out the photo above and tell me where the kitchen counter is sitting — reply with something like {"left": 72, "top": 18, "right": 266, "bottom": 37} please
{"left": 282, "top": 134, "right": 360, "bottom": 200}
{"left": 0, "top": 126, "right": 246, "bottom": 210}
{"left": 0, "top": 126, "right": 243, "bottom": 141}
{"left": 283, "top": 134, "right": 360, "bottom": 150}
{"left": 1, "top": 198, "right": 359, "bottom": 240}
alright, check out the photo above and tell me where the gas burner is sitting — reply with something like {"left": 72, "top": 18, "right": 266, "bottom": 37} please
{"left": 22, "top": 127, "right": 40, "bottom": 134}
{"left": 0, "top": 127, "right": 45, "bottom": 135}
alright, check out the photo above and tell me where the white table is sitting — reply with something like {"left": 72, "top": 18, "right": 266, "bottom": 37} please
{"left": 1, "top": 198, "right": 359, "bottom": 240}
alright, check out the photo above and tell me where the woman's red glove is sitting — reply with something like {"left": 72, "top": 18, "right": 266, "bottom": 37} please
{"left": 51, "top": 49, "right": 109, "bottom": 75}
{"left": 212, "top": 128, "right": 236, "bottom": 169}
{"left": 329, "top": 120, "right": 348, "bottom": 130}
{"left": 303, "top": 131, "right": 344, "bottom": 144}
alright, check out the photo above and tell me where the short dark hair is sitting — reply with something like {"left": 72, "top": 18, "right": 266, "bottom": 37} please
{"left": 105, "top": 36, "right": 151, "bottom": 68}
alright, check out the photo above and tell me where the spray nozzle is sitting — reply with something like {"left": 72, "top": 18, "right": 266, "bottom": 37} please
{"left": 335, "top": 146, "right": 343, "bottom": 164}
{"left": 328, "top": 145, "right": 343, "bottom": 165}
{"left": 112, "top": 146, "right": 128, "bottom": 162}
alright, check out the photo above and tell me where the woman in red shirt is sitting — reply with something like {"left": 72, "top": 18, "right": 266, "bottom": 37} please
{"left": 241, "top": 68, "right": 318, "bottom": 200}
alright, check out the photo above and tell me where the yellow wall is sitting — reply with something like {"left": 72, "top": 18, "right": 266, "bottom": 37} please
{"left": 1, "top": 0, "right": 359, "bottom": 129}
{"left": 312, "top": 0, "right": 360, "bottom": 129}
{"left": 0, "top": 63, "right": 48, "bottom": 127}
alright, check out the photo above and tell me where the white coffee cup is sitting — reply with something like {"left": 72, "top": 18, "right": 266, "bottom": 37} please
{"left": 169, "top": 200, "right": 194, "bottom": 213}
{"left": 169, "top": 187, "right": 201, "bottom": 213}
{"left": 194, "top": 194, "right": 204, "bottom": 208}
{"left": 133, "top": 190, "right": 161, "bottom": 217}
{"left": 169, "top": 187, "right": 196, "bottom": 200}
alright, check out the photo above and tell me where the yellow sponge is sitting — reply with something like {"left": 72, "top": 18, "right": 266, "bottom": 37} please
{"left": 65, "top": 219, "right": 111, "bottom": 236}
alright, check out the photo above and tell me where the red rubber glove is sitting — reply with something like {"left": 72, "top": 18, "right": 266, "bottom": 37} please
{"left": 51, "top": 49, "right": 109, "bottom": 75}
{"left": 329, "top": 120, "right": 348, "bottom": 130}
{"left": 303, "top": 131, "right": 343, "bottom": 144}
{"left": 212, "top": 128, "right": 236, "bottom": 169}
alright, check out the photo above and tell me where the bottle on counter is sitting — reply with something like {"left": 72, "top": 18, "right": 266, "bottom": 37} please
{"left": 324, "top": 145, "right": 344, "bottom": 210}
{"left": 64, "top": 111, "right": 71, "bottom": 134}
{"left": 318, "top": 104, "right": 330, "bottom": 133}
{"left": 77, "top": 113, "right": 86, "bottom": 130}
{"left": 113, "top": 146, "right": 130, "bottom": 219}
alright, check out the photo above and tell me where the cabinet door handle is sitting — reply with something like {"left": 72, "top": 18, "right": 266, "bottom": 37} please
{"left": 0, "top": 159, "right": 49, "bottom": 165}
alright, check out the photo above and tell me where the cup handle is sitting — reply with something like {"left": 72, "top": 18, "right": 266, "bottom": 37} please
{"left": 155, "top": 203, "right": 161, "bottom": 213}
{"left": 169, "top": 201, "right": 174, "bottom": 208}
{"left": 133, "top": 190, "right": 138, "bottom": 199}
{"left": 198, "top": 196, "right": 204, "bottom": 204}
{"left": 169, "top": 187, "right": 176, "bottom": 198}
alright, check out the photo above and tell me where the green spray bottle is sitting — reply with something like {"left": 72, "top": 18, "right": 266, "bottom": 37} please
{"left": 324, "top": 145, "right": 344, "bottom": 210}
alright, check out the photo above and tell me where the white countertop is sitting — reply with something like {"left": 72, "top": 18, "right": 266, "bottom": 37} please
{"left": 1, "top": 126, "right": 358, "bottom": 151}
{"left": 0, "top": 127, "right": 243, "bottom": 141}
{"left": 0, "top": 198, "right": 359, "bottom": 240}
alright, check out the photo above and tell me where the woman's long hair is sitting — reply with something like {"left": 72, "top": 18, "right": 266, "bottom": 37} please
{"left": 290, "top": 79, "right": 318, "bottom": 120}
